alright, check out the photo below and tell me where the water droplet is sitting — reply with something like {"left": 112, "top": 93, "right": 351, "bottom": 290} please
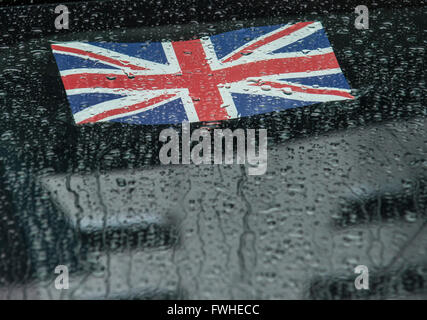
{"left": 282, "top": 87, "right": 293, "bottom": 95}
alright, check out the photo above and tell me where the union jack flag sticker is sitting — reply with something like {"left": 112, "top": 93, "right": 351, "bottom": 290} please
{"left": 51, "top": 21, "right": 354, "bottom": 126}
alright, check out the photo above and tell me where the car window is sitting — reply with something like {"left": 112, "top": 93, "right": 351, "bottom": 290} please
{"left": 0, "top": 0, "right": 426, "bottom": 300}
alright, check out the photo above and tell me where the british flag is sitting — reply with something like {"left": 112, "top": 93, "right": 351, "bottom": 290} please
{"left": 51, "top": 21, "right": 354, "bottom": 125}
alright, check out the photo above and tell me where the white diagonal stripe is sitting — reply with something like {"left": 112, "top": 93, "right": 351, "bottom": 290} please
{"left": 53, "top": 42, "right": 179, "bottom": 74}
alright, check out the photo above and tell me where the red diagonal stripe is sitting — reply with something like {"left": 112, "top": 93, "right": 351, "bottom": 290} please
{"left": 52, "top": 44, "right": 148, "bottom": 71}
{"left": 250, "top": 81, "right": 355, "bottom": 99}
{"left": 222, "top": 21, "right": 314, "bottom": 63}
{"left": 76, "top": 93, "right": 176, "bottom": 124}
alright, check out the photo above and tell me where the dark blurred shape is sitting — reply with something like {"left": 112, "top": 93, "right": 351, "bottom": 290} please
{"left": 336, "top": 178, "right": 427, "bottom": 228}
{"left": 309, "top": 265, "right": 427, "bottom": 299}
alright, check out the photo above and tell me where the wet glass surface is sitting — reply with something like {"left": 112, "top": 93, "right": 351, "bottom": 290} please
{"left": 0, "top": 1, "right": 426, "bottom": 299}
